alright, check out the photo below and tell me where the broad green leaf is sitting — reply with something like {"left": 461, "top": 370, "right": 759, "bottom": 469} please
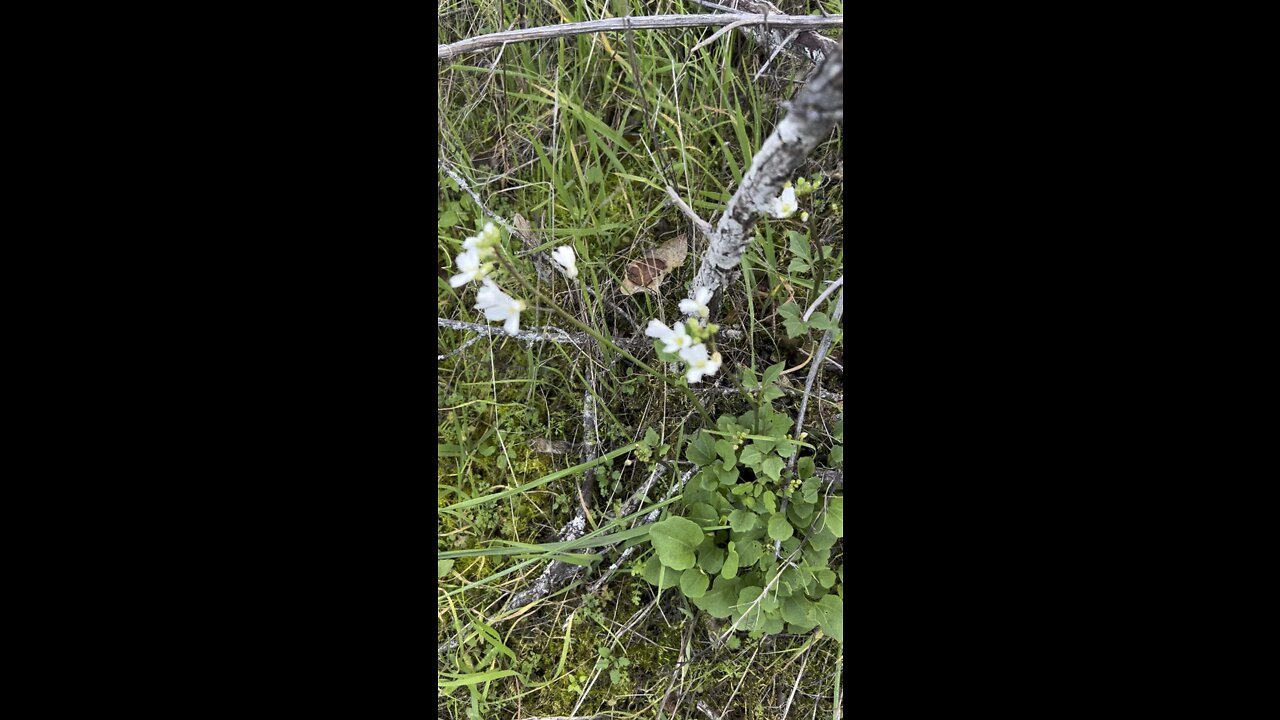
{"left": 777, "top": 301, "right": 802, "bottom": 322}
{"left": 809, "top": 311, "right": 838, "bottom": 331}
{"left": 714, "top": 465, "right": 740, "bottom": 485}
{"left": 685, "top": 431, "right": 717, "bottom": 466}
{"left": 788, "top": 231, "right": 811, "bottom": 263}
{"left": 698, "top": 544, "right": 726, "bottom": 575}
{"left": 816, "top": 569, "right": 836, "bottom": 588}
{"left": 735, "top": 539, "right": 764, "bottom": 567}
{"left": 814, "top": 594, "right": 843, "bottom": 643}
{"left": 762, "top": 385, "right": 785, "bottom": 402}
{"left": 787, "top": 257, "right": 810, "bottom": 274}
{"left": 768, "top": 513, "right": 794, "bottom": 542}
{"left": 798, "top": 456, "right": 815, "bottom": 480}
{"left": 438, "top": 559, "right": 454, "bottom": 578}
{"left": 829, "top": 445, "right": 843, "bottom": 467}
{"left": 689, "top": 502, "right": 718, "bottom": 528}
{"left": 696, "top": 576, "right": 741, "bottom": 618}
{"left": 650, "top": 517, "right": 705, "bottom": 570}
{"left": 642, "top": 555, "right": 682, "bottom": 589}
{"left": 761, "top": 456, "right": 784, "bottom": 481}
{"left": 741, "top": 366, "right": 759, "bottom": 389}
{"left": 729, "top": 509, "right": 757, "bottom": 533}
{"left": 739, "top": 444, "right": 765, "bottom": 469}
{"left": 762, "top": 361, "right": 786, "bottom": 386}
{"left": 826, "top": 497, "right": 843, "bottom": 537}
{"left": 763, "top": 489, "right": 777, "bottom": 514}
{"left": 680, "top": 569, "right": 710, "bottom": 598}
{"left": 782, "top": 594, "right": 816, "bottom": 628}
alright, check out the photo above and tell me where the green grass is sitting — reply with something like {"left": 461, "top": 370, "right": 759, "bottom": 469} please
{"left": 439, "top": 1, "right": 844, "bottom": 717}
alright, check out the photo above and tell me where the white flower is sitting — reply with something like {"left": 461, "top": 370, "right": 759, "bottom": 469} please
{"left": 679, "top": 344, "right": 722, "bottom": 384}
{"left": 550, "top": 246, "right": 578, "bottom": 279}
{"left": 474, "top": 279, "right": 525, "bottom": 335}
{"left": 462, "top": 222, "right": 500, "bottom": 253}
{"left": 769, "top": 185, "right": 798, "bottom": 219}
{"left": 450, "top": 248, "right": 488, "bottom": 288}
{"left": 645, "top": 319, "right": 693, "bottom": 354}
{"left": 679, "top": 287, "right": 713, "bottom": 319}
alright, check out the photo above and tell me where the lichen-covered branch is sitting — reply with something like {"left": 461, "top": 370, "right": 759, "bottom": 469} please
{"left": 690, "top": 39, "right": 843, "bottom": 312}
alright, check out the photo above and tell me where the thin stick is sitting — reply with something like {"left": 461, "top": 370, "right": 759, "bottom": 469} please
{"left": 753, "top": 29, "right": 799, "bottom": 81}
{"left": 666, "top": 186, "right": 714, "bottom": 238}
{"left": 689, "top": 18, "right": 756, "bottom": 53}
{"left": 802, "top": 275, "right": 844, "bottom": 321}
{"left": 438, "top": 162, "right": 519, "bottom": 238}
{"left": 439, "top": 13, "right": 844, "bottom": 59}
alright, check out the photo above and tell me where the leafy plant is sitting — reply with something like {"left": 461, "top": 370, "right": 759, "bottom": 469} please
{"left": 640, "top": 366, "right": 844, "bottom": 643}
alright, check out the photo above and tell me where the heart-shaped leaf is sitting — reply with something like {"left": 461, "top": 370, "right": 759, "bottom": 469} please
{"left": 768, "top": 513, "right": 794, "bottom": 542}
{"left": 680, "top": 569, "right": 710, "bottom": 599}
{"left": 650, "top": 517, "right": 705, "bottom": 571}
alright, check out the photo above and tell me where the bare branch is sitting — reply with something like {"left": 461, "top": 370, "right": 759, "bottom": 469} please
{"left": 666, "top": 186, "right": 713, "bottom": 238}
{"left": 803, "top": 275, "right": 844, "bottom": 321}
{"left": 439, "top": 13, "right": 843, "bottom": 60}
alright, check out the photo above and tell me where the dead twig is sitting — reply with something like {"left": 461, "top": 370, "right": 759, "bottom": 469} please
{"left": 439, "top": 13, "right": 844, "bottom": 60}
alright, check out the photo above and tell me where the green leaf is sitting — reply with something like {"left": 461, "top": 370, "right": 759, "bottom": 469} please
{"left": 735, "top": 539, "right": 764, "bottom": 567}
{"left": 787, "top": 258, "right": 810, "bottom": 275}
{"left": 714, "top": 465, "right": 740, "bottom": 485}
{"left": 642, "top": 427, "right": 660, "bottom": 447}
{"left": 797, "top": 456, "right": 815, "bottom": 480}
{"left": 686, "top": 431, "right": 717, "bottom": 466}
{"left": 768, "top": 513, "right": 794, "bottom": 542}
{"left": 816, "top": 569, "right": 836, "bottom": 588}
{"left": 784, "top": 315, "right": 809, "bottom": 338}
{"left": 761, "top": 456, "right": 784, "bottom": 482}
{"left": 738, "top": 444, "right": 765, "bottom": 469}
{"left": 826, "top": 497, "right": 844, "bottom": 538}
{"left": 438, "top": 559, "right": 454, "bottom": 578}
{"left": 728, "top": 509, "right": 757, "bottom": 533}
{"left": 698, "top": 544, "right": 726, "bottom": 575}
{"left": 688, "top": 503, "right": 718, "bottom": 528}
{"left": 722, "top": 547, "right": 740, "bottom": 579}
{"left": 649, "top": 517, "right": 705, "bottom": 570}
{"left": 696, "top": 576, "right": 741, "bottom": 618}
{"left": 741, "top": 366, "right": 759, "bottom": 389}
{"left": 809, "top": 311, "right": 838, "bottom": 332}
{"left": 680, "top": 569, "right": 710, "bottom": 598}
{"left": 714, "top": 439, "right": 737, "bottom": 471}
{"left": 788, "top": 231, "right": 811, "bottom": 262}
{"left": 814, "top": 594, "right": 843, "bottom": 643}
{"left": 782, "top": 594, "right": 816, "bottom": 628}
{"left": 438, "top": 209, "right": 460, "bottom": 228}
{"left": 642, "top": 555, "right": 682, "bottom": 589}
{"left": 829, "top": 445, "right": 843, "bottom": 467}
{"left": 762, "top": 385, "right": 785, "bottom": 402}
{"left": 762, "top": 489, "right": 777, "bottom": 514}
{"left": 778, "top": 301, "right": 802, "bottom": 321}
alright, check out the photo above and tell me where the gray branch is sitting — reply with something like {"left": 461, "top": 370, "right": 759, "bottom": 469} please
{"left": 439, "top": 13, "right": 844, "bottom": 60}
{"left": 690, "top": 39, "right": 843, "bottom": 312}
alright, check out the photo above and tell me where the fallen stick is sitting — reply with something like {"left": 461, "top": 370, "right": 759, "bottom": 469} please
{"left": 439, "top": 13, "right": 843, "bottom": 60}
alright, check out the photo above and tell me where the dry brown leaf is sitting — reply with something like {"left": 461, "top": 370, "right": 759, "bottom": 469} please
{"left": 620, "top": 235, "right": 688, "bottom": 296}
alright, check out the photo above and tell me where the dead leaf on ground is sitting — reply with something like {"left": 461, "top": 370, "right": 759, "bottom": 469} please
{"left": 620, "top": 235, "right": 688, "bottom": 296}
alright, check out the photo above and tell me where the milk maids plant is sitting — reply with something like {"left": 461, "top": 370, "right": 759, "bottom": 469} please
{"left": 449, "top": 221, "right": 527, "bottom": 335}
{"left": 646, "top": 317, "right": 722, "bottom": 385}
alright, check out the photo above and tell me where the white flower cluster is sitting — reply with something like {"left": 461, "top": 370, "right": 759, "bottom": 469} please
{"left": 450, "top": 222, "right": 526, "bottom": 335}
{"left": 650, "top": 316, "right": 721, "bottom": 384}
